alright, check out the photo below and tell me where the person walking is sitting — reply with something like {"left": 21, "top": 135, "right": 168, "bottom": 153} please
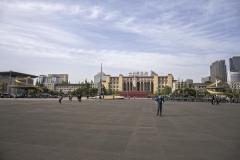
{"left": 216, "top": 96, "right": 220, "bottom": 105}
{"left": 211, "top": 95, "right": 215, "bottom": 105}
{"left": 69, "top": 95, "right": 72, "bottom": 102}
{"left": 59, "top": 95, "right": 63, "bottom": 104}
{"left": 155, "top": 94, "right": 165, "bottom": 116}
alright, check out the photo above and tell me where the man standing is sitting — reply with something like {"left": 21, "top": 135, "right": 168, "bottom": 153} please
{"left": 216, "top": 96, "right": 220, "bottom": 105}
{"left": 211, "top": 95, "right": 215, "bottom": 105}
{"left": 79, "top": 94, "right": 82, "bottom": 102}
{"left": 59, "top": 95, "right": 63, "bottom": 104}
{"left": 155, "top": 94, "right": 165, "bottom": 116}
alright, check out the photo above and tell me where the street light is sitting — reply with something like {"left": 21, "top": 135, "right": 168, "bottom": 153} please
{"left": 195, "top": 85, "right": 198, "bottom": 102}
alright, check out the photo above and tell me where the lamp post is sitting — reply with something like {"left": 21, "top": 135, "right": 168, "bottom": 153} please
{"left": 100, "top": 63, "right": 102, "bottom": 99}
{"left": 195, "top": 85, "right": 198, "bottom": 102}
{"left": 127, "top": 82, "right": 128, "bottom": 98}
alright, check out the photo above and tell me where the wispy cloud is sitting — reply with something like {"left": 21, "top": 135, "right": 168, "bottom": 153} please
{"left": 0, "top": 0, "right": 239, "bottom": 82}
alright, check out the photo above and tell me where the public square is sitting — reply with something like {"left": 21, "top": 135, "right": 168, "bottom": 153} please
{"left": 0, "top": 98, "right": 240, "bottom": 160}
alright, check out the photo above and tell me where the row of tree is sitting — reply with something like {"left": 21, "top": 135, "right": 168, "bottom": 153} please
{"left": 0, "top": 82, "right": 7, "bottom": 94}
{"left": 35, "top": 80, "right": 98, "bottom": 96}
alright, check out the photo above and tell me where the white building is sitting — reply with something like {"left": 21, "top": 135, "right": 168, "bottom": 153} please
{"left": 227, "top": 71, "right": 240, "bottom": 82}
{"left": 201, "top": 76, "right": 211, "bottom": 83}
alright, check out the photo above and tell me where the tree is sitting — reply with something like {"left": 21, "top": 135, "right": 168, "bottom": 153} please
{"left": 162, "top": 85, "right": 172, "bottom": 95}
{"left": 35, "top": 80, "right": 39, "bottom": 86}
{"left": 0, "top": 82, "right": 7, "bottom": 94}
{"left": 204, "top": 81, "right": 212, "bottom": 83}
{"left": 48, "top": 90, "right": 55, "bottom": 95}
{"left": 67, "top": 91, "right": 72, "bottom": 95}
{"left": 102, "top": 85, "right": 107, "bottom": 95}
{"left": 36, "top": 80, "right": 44, "bottom": 87}
{"left": 60, "top": 89, "right": 64, "bottom": 95}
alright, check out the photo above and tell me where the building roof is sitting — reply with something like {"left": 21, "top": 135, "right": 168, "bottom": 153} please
{"left": 0, "top": 71, "right": 38, "bottom": 78}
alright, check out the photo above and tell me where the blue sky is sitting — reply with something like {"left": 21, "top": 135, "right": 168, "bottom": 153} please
{"left": 0, "top": 0, "right": 239, "bottom": 83}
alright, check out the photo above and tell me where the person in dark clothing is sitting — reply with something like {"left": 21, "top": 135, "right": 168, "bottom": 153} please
{"left": 69, "top": 95, "right": 72, "bottom": 101}
{"left": 79, "top": 95, "right": 82, "bottom": 102}
{"left": 155, "top": 94, "right": 165, "bottom": 116}
{"left": 216, "top": 96, "right": 220, "bottom": 105}
{"left": 59, "top": 95, "right": 63, "bottom": 104}
{"left": 211, "top": 95, "right": 215, "bottom": 105}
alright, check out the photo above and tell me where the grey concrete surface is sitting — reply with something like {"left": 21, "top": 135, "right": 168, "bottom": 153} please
{"left": 0, "top": 98, "right": 240, "bottom": 160}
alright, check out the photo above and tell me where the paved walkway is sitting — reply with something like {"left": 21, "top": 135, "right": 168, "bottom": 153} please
{"left": 0, "top": 99, "right": 239, "bottom": 160}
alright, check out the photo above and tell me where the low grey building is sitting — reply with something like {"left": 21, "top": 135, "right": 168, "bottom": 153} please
{"left": 0, "top": 71, "right": 37, "bottom": 95}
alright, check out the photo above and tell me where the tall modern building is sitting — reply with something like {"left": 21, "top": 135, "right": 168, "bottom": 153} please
{"left": 228, "top": 56, "right": 240, "bottom": 83}
{"left": 210, "top": 60, "right": 227, "bottom": 83}
{"left": 94, "top": 72, "right": 106, "bottom": 83}
{"left": 229, "top": 56, "right": 240, "bottom": 72}
{"left": 36, "top": 75, "right": 60, "bottom": 84}
{"left": 48, "top": 74, "right": 68, "bottom": 83}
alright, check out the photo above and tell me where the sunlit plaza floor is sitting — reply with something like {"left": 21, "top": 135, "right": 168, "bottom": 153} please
{"left": 0, "top": 98, "right": 240, "bottom": 160}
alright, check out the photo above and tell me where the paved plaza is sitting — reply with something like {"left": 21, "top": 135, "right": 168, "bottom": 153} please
{"left": 0, "top": 98, "right": 240, "bottom": 160}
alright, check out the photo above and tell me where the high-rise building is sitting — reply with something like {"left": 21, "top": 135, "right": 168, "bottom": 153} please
{"left": 210, "top": 60, "right": 227, "bottom": 83}
{"left": 229, "top": 56, "right": 240, "bottom": 72}
{"left": 228, "top": 56, "right": 240, "bottom": 83}
{"left": 48, "top": 74, "right": 68, "bottom": 84}
{"left": 36, "top": 75, "right": 60, "bottom": 84}
{"left": 94, "top": 72, "right": 106, "bottom": 83}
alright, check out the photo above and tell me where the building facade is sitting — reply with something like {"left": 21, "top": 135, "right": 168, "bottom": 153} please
{"left": 37, "top": 75, "right": 60, "bottom": 84}
{"left": 228, "top": 56, "right": 240, "bottom": 83}
{"left": 101, "top": 71, "right": 174, "bottom": 97}
{"left": 94, "top": 72, "right": 106, "bottom": 83}
{"left": 201, "top": 76, "right": 211, "bottom": 83}
{"left": 0, "top": 71, "right": 36, "bottom": 95}
{"left": 210, "top": 60, "right": 227, "bottom": 83}
{"left": 228, "top": 82, "right": 240, "bottom": 90}
{"left": 229, "top": 56, "right": 240, "bottom": 72}
{"left": 55, "top": 84, "right": 81, "bottom": 94}
{"left": 94, "top": 72, "right": 106, "bottom": 94}
{"left": 48, "top": 74, "right": 68, "bottom": 84}
{"left": 227, "top": 71, "right": 240, "bottom": 82}
{"left": 185, "top": 79, "right": 193, "bottom": 84}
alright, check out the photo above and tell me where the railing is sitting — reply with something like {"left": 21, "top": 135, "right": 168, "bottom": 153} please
{"left": 153, "top": 97, "right": 240, "bottom": 103}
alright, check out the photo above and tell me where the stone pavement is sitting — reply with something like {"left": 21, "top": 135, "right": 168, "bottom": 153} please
{"left": 0, "top": 98, "right": 240, "bottom": 160}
